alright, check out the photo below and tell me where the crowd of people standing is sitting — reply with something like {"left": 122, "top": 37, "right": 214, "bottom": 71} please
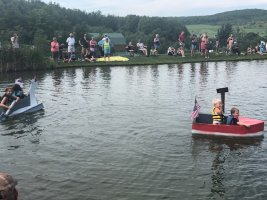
{"left": 6, "top": 30, "right": 266, "bottom": 64}
{"left": 50, "top": 33, "right": 112, "bottom": 63}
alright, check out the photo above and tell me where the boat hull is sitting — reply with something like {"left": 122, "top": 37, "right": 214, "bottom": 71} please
{"left": 8, "top": 103, "right": 44, "bottom": 116}
{"left": 192, "top": 114, "right": 264, "bottom": 137}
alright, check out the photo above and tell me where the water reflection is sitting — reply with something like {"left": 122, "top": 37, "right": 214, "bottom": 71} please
{"left": 167, "top": 64, "right": 175, "bottom": 70}
{"left": 191, "top": 135, "right": 263, "bottom": 198}
{"left": 82, "top": 67, "right": 97, "bottom": 80}
{"left": 150, "top": 65, "right": 159, "bottom": 79}
{"left": 51, "top": 70, "right": 64, "bottom": 93}
{"left": 0, "top": 61, "right": 266, "bottom": 200}
{"left": 199, "top": 62, "right": 209, "bottom": 87}
{"left": 65, "top": 68, "right": 77, "bottom": 88}
{"left": 177, "top": 64, "right": 184, "bottom": 80}
{"left": 1, "top": 111, "right": 45, "bottom": 148}
{"left": 81, "top": 67, "right": 97, "bottom": 88}
{"left": 52, "top": 69, "right": 64, "bottom": 86}
{"left": 225, "top": 61, "right": 238, "bottom": 82}
{"left": 99, "top": 66, "right": 111, "bottom": 81}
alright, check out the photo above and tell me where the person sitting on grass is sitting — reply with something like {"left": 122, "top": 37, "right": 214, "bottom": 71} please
{"left": 232, "top": 41, "right": 241, "bottom": 56}
{"left": 63, "top": 52, "right": 76, "bottom": 63}
{"left": 68, "top": 53, "right": 76, "bottom": 63}
{"left": 150, "top": 46, "right": 158, "bottom": 56}
{"left": 84, "top": 51, "right": 96, "bottom": 62}
{"left": 226, "top": 107, "right": 250, "bottom": 127}
{"left": 177, "top": 46, "right": 185, "bottom": 57}
{"left": 167, "top": 47, "right": 176, "bottom": 56}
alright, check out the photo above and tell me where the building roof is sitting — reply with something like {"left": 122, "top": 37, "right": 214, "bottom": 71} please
{"left": 89, "top": 33, "right": 126, "bottom": 45}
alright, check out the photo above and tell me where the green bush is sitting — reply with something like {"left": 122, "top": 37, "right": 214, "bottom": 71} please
{"left": 0, "top": 47, "right": 53, "bottom": 72}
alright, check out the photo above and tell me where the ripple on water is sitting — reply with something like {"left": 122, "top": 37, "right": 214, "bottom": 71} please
{"left": 0, "top": 61, "right": 267, "bottom": 200}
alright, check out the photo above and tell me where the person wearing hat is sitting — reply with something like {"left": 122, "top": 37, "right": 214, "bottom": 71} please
{"left": 0, "top": 172, "right": 18, "bottom": 200}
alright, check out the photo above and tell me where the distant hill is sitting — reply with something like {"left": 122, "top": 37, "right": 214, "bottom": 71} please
{"left": 175, "top": 9, "right": 267, "bottom": 25}
{"left": 179, "top": 9, "right": 267, "bottom": 37}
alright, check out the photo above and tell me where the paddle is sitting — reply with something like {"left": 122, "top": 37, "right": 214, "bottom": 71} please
{"left": 0, "top": 101, "right": 16, "bottom": 121}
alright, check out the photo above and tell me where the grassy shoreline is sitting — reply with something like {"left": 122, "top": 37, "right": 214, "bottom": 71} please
{"left": 56, "top": 53, "right": 267, "bottom": 69}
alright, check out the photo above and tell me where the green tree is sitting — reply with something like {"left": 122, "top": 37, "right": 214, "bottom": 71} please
{"left": 239, "top": 32, "right": 263, "bottom": 51}
{"left": 217, "top": 23, "right": 233, "bottom": 47}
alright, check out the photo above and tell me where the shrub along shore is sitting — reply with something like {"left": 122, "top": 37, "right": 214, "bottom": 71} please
{"left": 0, "top": 48, "right": 266, "bottom": 72}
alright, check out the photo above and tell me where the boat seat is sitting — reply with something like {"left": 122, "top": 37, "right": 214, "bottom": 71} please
{"left": 196, "top": 113, "right": 227, "bottom": 124}
{"left": 196, "top": 113, "right": 213, "bottom": 124}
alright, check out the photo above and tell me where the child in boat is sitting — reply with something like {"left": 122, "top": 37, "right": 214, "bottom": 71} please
{"left": 13, "top": 78, "right": 25, "bottom": 98}
{"left": 212, "top": 99, "right": 223, "bottom": 124}
{"left": 0, "top": 87, "right": 19, "bottom": 111}
{"left": 226, "top": 107, "right": 250, "bottom": 127}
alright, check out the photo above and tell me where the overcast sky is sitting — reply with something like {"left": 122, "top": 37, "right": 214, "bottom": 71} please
{"left": 41, "top": 0, "right": 267, "bottom": 17}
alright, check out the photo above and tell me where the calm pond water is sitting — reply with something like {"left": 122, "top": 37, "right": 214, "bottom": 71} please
{"left": 0, "top": 60, "right": 267, "bottom": 200}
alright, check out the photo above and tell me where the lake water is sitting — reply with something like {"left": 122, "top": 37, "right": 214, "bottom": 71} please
{"left": 0, "top": 60, "right": 267, "bottom": 200}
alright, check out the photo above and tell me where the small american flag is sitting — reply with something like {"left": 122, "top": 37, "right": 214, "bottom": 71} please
{"left": 191, "top": 97, "right": 200, "bottom": 120}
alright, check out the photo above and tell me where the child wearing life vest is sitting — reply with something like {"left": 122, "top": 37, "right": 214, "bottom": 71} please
{"left": 212, "top": 99, "right": 223, "bottom": 124}
{"left": 226, "top": 107, "right": 250, "bottom": 127}
{"left": 0, "top": 87, "right": 19, "bottom": 111}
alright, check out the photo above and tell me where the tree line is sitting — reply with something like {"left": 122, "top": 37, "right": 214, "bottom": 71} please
{"left": 0, "top": 0, "right": 188, "bottom": 53}
{"left": 0, "top": 0, "right": 266, "bottom": 71}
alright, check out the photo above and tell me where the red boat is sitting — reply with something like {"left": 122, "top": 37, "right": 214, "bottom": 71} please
{"left": 192, "top": 114, "right": 264, "bottom": 137}
{"left": 192, "top": 88, "right": 265, "bottom": 137}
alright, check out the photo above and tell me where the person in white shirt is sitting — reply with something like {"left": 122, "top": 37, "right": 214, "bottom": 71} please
{"left": 136, "top": 40, "right": 148, "bottom": 56}
{"left": 66, "top": 33, "right": 75, "bottom": 62}
{"left": 10, "top": 33, "right": 19, "bottom": 49}
{"left": 66, "top": 33, "right": 75, "bottom": 54}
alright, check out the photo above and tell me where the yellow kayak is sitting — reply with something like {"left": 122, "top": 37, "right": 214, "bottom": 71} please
{"left": 97, "top": 56, "right": 129, "bottom": 62}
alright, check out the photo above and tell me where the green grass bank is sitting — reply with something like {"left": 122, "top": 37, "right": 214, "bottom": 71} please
{"left": 56, "top": 53, "right": 267, "bottom": 69}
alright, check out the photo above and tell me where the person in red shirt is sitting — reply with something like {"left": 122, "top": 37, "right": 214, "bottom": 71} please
{"left": 89, "top": 36, "right": 97, "bottom": 57}
{"left": 178, "top": 31, "right": 186, "bottom": 57}
{"left": 50, "top": 37, "right": 59, "bottom": 63}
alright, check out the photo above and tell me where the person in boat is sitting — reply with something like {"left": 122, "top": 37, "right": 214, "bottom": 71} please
{"left": 13, "top": 78, "right": 25, "bottom": 98}
{"left": 226, "top": 107, "right": 250, "bottom": 127}
{"left": 0, "top": 172, "right": 18, "bottom": 200}
{"left": 212, "top": 99, "right": 224, "bottom": 124}
{"left": 0, "top": 87, "right": 19, "bottom": 111}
